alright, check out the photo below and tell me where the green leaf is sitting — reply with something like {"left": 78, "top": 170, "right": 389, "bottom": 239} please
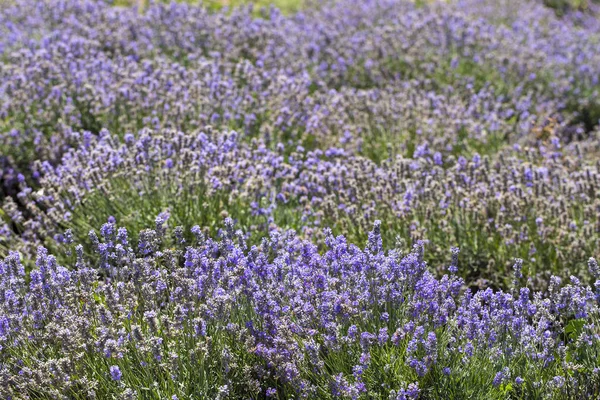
{"left": 565, "top": 319, "right": 586, "bottom": 340}
{"left": 502, "top": 382, "right": 513, "bottom": 394}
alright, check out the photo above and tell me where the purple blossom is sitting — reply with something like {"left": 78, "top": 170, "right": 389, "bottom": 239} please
{"left": 109, "top": 365, "right": 122, "bottom": 381}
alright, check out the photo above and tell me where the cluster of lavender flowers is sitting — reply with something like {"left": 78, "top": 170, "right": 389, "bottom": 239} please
{"left": 1, "top": 220, "right": 599, "bottom": 398}
{"left": 4, "top": 126, "right": 599, "bottom": 287}
{"left": 2, "top": 0, "right": 600, "bottom": 396}
{"left": 3, "top": 0, "right": 600, "bottom": 190}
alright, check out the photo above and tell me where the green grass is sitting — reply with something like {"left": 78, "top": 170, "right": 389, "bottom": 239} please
{"left": 543, "top": 0, "right": 598, "bottom": 14}
{"left": 114, "top": 0, "right": 305, "bottom": 14}
{"left": 205, "top": 0, "right": 305, "bottom": 13}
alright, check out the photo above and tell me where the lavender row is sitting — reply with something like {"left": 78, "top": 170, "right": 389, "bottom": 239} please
{"left": 2, "top": 0, "right": 600, "bottom": 190}
{"left": 0, "top": 43, "right": 557, "bottom": 183}
{"left": 3, "top": 127, "right": 598, "bottom": 286}
{"left": 1, "top": 220, "right": 599, "bottom": 398}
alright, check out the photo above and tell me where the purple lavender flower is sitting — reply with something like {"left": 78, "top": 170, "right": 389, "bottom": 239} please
{"left": 515, "top": 377, "right": 524, "bottom": 385}
{"left": 109, "top": 365, "right": 122, "bottom": 381}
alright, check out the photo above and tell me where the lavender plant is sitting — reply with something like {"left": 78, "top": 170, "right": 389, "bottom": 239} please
{"left": 4, "top": 127, "right": 599, "bottom": 287}
{"left": 2, "top": 0, "right": 600, "bottom": 396}
{"left": 1, "top": 221, "right": 599, "bottom": 399}
{"left": 3, "top": 0, "right": 600, "bottom": 191}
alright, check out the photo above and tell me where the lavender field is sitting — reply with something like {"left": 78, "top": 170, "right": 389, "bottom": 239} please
{"left": 1, "top": 0, "right": 600, "bottom": 398}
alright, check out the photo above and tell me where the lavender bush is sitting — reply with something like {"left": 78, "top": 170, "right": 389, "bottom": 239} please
{"left": 4, "top": 127, "right": 599, "bottom": 286}
{"left": 2, "top": 0, "right": 600, "bottom": 397}
{"left": 1, "top": 221, "right": 600, "bottom": 399}
{"left": 3, "top": 0, "right": 600, "bottom": 187}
